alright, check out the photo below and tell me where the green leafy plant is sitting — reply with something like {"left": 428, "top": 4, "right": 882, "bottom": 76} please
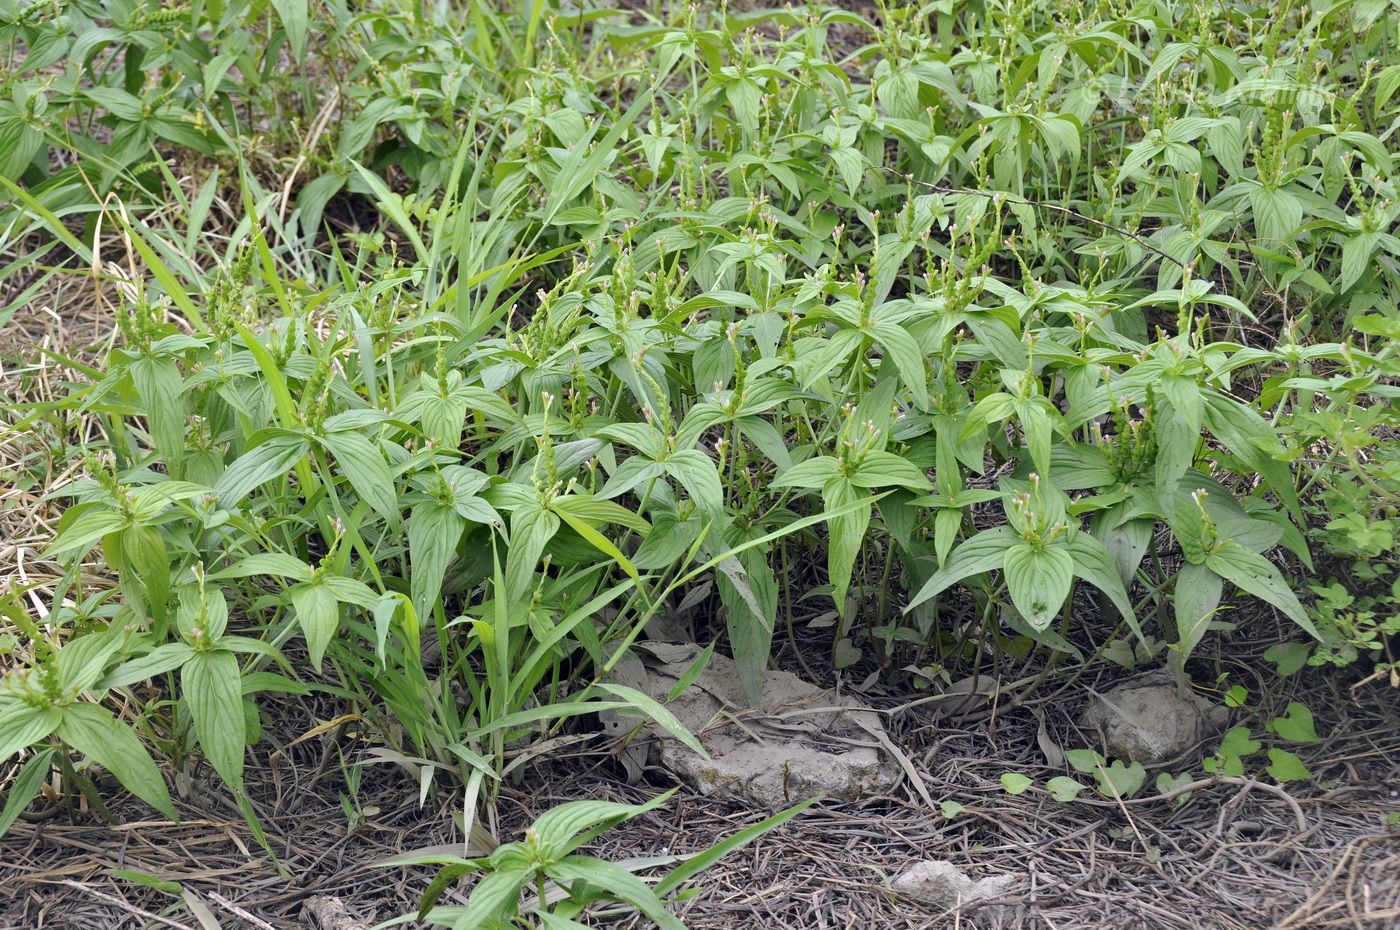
{"left": 2, "top": 0, "right": 1399, "bottom": 903}
{"left": 0, "top": 594, "right": 177, "bottom": 827}
{"left": 403, "top": 793, "right": 814, "bottom": 929}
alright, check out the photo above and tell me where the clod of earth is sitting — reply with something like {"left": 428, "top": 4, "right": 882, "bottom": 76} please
{"left": 891, "top": 860, "right": 1019, "bottom": 910}
{"left": 1080, "top": 677, "right": 1230, "bottom": 765}
{"left": 617, "top": 643, "right": 897, "bottom": 807}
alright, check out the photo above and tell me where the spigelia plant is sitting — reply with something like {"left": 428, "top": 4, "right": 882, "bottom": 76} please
{"left": 403, "top": 792, "right": 813, "bottom": 929}
{"left": 0, "top": 2, "right": 1398, "bottom": 922}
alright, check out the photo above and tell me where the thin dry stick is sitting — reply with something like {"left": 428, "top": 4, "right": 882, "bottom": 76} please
{"left": 1263, "top": 836, "right": 1390, "bottom": 928}
{"left": 207, "top": 891, "right": 280, "bottom": 930}
{"left": 1092, "top": 761, "right": 1168, "bottom": 879}
{"left": 1066, "top": 775, "right": 1307, "bottom": 835}
{"left": 52, "top": 879, "right": 197, "bottom": 930}
{"left": 279, "top": 87, "right": 343, "bottom": 224}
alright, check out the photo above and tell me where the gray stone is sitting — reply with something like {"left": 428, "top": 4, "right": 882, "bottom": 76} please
{"left": 1080, "top": 677, "right": 1229, "bottom": 765}
{"left": 626, "top": 643, "right": 896, "bottom": 807}
{"left": 891, "top": 860, "right": 1018, "bottom": 909}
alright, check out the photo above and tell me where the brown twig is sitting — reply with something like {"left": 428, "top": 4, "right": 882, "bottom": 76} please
{"left": 51, "top": 879, "right": 198, "bottom": 930}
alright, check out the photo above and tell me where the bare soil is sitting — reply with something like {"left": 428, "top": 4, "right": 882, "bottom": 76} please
{"left": 1, "top": 643, "right": 1396, "bottom": 930}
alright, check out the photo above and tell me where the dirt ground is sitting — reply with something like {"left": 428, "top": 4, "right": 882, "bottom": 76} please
{"left": 1, "top": 642, "right": 1397, "bottom": 930}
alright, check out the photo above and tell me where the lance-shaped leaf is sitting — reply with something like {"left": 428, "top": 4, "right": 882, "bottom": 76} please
{"left": 0, "top": 701, "right": 62, "bottom": 761}
{"left": 1003, "top": 543, "right": 1073, "bottom": 629}
{"left": 57, "top": 703, "right": 176, "bottom": 820}
{"left": 409, "top": 502, "right": 466, "bottom": 621}
{"left": 182, "top": 649, "right": 246, "bottom": 790}
{"left": 215, "top": 434, "right": 309, "bottom": 506}
{"left": 906, "top": 525, "right": 1019, "bottom": 611}
{"left": 1204, "top": 541, "right": 1318, "bottom": 639}
{"left": 823, "top": 475, "right": 872, "bottom": 617}
{"left": 320, "top": 428, "right": 400, "bottom": 522}
{"left": 289, "top": 581, "right": 340, "bottom": 665}
{"left": 1065, "top": 529, "right": 1143, "bottom": 641}
{"left": 1173, "top": 561, "right": 1224, "bottom": 663}
{"left": 504, "top": 504, "right": 560, "bottom": 603}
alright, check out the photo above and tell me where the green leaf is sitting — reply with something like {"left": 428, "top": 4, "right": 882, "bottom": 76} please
{"left": 1064, "top": 530, "right": 1142, "bottom": 640}
{"left": 961, "top": 392, "right": 1016, "bottom": 440}
{"left": 56, "top": 626, "right": 127, "bottom": 694}
{"left": 1202, "top": 394, "right": 1300, "bottom": 523}
{"left": 716, "top": 545, "right": 778, "bottom": 707}
{"left": 905, "top": 526, "right": 1018, "bottom": 610}
{"left": 1209, "top": 727, "right": 1261, "bottom": 775}
{"left": 451, "top": 866, "right": 529, "bottom": 929}
{"left": 1014, "top": 400, "right": 1054, "bottom": 477}
{"left": 939, "top": 800, "right": 966, "bottom": 819}
{"left": 409, "top": 502, "right": 466, "bottom": 621}
{"left": 1204, "top": 542, "right": 1317, "bottom": 639}
{"left": 106, "top": 868, "right": 183, "bottom": 895}
{"left": 1002, "top": 543, "right": 1073, "bottom": 630}
{"left": 1268, "top": 703, "right": 1320, "bottom": 744}
{"left": 1173, "top": 562, "right": 1223, "bottom": 664}
{"left": 289, "top": 582, "right": 340, "bottom": 666}
{"left": 0, "top": 702, "right": 61, "bottom": 760}
{"left": 46, "top": 507, "right": 129, "bottom": 560}
{"left": 1340, "top": 232, "right": 1380, "bottom": 292}
{"left": 1046, "top": 775, "right": 1085, "bottom": 802}
{"left": 933, "top": 506, "right": 961, "bottom": 567}
{"left": 822, "top": 476, "right": 871, "bottom": 616}
{"left": 233, "top": 322, "right": 296, "bottom": 425}
{"left": 595, "top": 684, "right": 706, "bottom": 758}
{"left": 270, "top": 0, "right": 308, "bottom": 58}
{"left": 240, "top": 671, "right": 310, "bottom": 696}
{"left": 772, "top": 455, "right": 840, "bottom": 490}
{"left": 182, "top": 650, "right": 246, "bottom": 790}
{"left": 546, "top": 856, "right": 686, "bottom": 930}
{"left": 1249, "top": 186, "right": 1301, "bottom": 245}
{"left": 214, "top": 435, "right": 309, "bottom": 507}
{"left": 870, "top": 322, "right": 928, "bottom": 409}
{"left": 1000, "top": 772, "right": 1032, "bottom": 795}
{"left": 99, "top": 643, "right": 196, "bottom": 690}
{"left": 1097, "top": 759, "right": 1146, "bottom": 799}
{"left": 1263, "top": 642, "right": 1310, "bottom": 677}
{"left": 849, "top": 451, "right": 930, "bottom": 490}
{"left": 504, "top": 505, "right": 560, "bottom": 603}
{"left": 1265, "top": 748, "right": 1310, "bottom": 783}
{"left": 665, "top": 449, "right": 724, "bottom": 514}
{"left": 57, "top": 704, "right": 176, "bottom": 820}
{"left": 128, "top": 355, "right": 186, "bottom": 465}
{"left": 0, "top": 748, "right": 54, "bottom": 837}
{"left": 415, "top": 862, "right": 479, "bottom": 921}
{"left": 531, "top": 791, "right": 675, "bottom": 857}
{"left": 210, "top": 553, "right": 313, "bottom": 582}
{"left": 726, "top": 77, "right": 763, "bottom": 133}
{"left": 1376, "top": 64, "right": 1400, "bottom": 114}
{"left": 121, "top": 524, "right": 170, "bottom": 627}
{"left": 1156, "top": 771, "right": 1195, "bottom": 800}
{"left": 320, "top": 429, "right": 400, "bottom": 523}
{"left": 1065, "top": 748, "right": 1104, "bottom": 774}
{"left": 548, "top": 495, "right": 649, "bottom": 532}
